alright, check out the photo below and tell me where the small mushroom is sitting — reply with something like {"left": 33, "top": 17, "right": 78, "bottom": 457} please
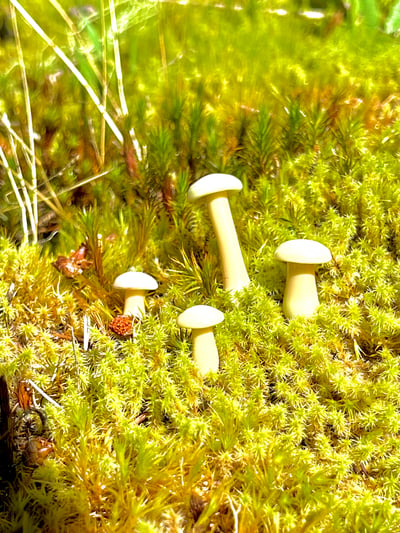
{"left": 274, "top": 239, "right": 332, "bottom": 318}
{"left": 113, "top": 271, "right": 158, "bottom": 318}
{"left": 188, "top": 173, "right": 250, "bottom": 294}
{"left": 177, "top": 305, "right": 224, "bottom": 376}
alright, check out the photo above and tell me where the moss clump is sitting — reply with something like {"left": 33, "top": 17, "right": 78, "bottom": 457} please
{"left": 3, "top": 1, "right": 400, "bottom": 531}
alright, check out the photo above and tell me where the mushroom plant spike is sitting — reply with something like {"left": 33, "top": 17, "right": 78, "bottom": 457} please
{"left": 275, "top": 239, "right": 332, "bottom": 318}
{"left": 177, "top": 305, "right": 224, "bottom": 376}
{"left": 188, "top": 174, "right": 250, "bottom": 293}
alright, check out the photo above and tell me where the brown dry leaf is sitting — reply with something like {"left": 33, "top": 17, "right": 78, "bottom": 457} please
{"left": 190, "top": 488, "right": 209, "bottom": 522}
{"left": 16, "top": 380, "right": 34, "bottom": 411}
{"left": 52, "top": 242, "right": 93, "bottom": 278}
{"left": 23, "top": 437, "right": 54, "bottom": 466}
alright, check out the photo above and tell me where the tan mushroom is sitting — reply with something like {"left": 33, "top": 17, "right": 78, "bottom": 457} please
{"left": 274, "top": 239, "right": 332, "bottom": 318}
{"left": 188, "top": 173, "right": 250, "bottom": 294}
{"left": 113, "top": 271, "right": 158, "bottom": 318}
{"left": 177, "top": 305, "right": 224, "bottom": 376}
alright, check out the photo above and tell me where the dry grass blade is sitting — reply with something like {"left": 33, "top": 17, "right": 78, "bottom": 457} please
{"left": 0, "top": 146, "right": 29, "bottom": 242}
{"left": 6, "top": 129, "right": 37, "bottom": 243}
{"left": 100, "top": 0, "right": 108, "bottom": 165}
{"left": 109, "top": 0, "right": 128, "bottom": 118}
{"left": 0, "top": 114, "right": 64, "bottom": 214}
{"left": 9, "top": 0, "right": 124, "bottom": 145}
{"left": 108, "top": 0, "right": 142, "bottom": 160}
{"left": 47, "top": 0, "right": 107, "bottom": 100}
{"left": 9, "top": 1, "right": 38, "bottom": 242}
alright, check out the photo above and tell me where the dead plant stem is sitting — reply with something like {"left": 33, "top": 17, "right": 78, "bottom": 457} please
{"left": 0, "top": 146, "right": 29, "bottom": 241}
{"left": 109, "top": 0, "right": 128, "bottom": 117}
{"left": 9, "top": 1, "right": 38, "bottom": 242}
{"left": 10, "top": 0, "right": 124, "bottom": 144}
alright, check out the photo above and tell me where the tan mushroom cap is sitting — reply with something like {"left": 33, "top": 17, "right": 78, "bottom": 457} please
{"left": 188, "top": 174, "right": 243, "bottom": 202}
{"left": 113, "top": 271, "right": 158, "bottom": 291}
{"left": 274, "top": 239, "right": 332, "bottom": 264}
{"left": 177, "top": 305, "right": 224, "bottom": 329}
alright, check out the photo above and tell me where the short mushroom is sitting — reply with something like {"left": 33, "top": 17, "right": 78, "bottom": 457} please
{"left": 113, "top": 271, "right": 158, "bottom": 318}
{"left": 274, "top": 239, "right": 332, "bottom": 318}
{"left": 188, "top": 173, "right": 250, "bottom": 294}
{"left": 177, "top": 305, "right": 224, "bottom": 376}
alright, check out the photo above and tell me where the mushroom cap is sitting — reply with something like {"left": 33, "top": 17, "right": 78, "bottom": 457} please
{"left": 274, "top": 239, "right": 332, "bottom": 264}
{"left": 188, "top": 174, "right": 243, "bottom": 202}
{"left": 113, "top": 271, "right": 158, "bottom": 291}
{"left": 177, "top": 305, "right": 224, "bottom": 329}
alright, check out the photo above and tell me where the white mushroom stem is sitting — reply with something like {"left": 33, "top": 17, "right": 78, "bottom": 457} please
{"left": 207, "top": 192, "right": 250, "bottom": 293}
{"left": 283, "top": 263, "right": 319, "bottom": 318}
{"left": 124, "top": 289, "right": 146, "bottom": 318}
{"left": 191, "top": 327, "right": 219, "bottom": 376}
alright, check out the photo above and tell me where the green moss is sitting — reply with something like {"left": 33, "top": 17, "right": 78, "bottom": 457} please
{"left": 3, "top": 0, "right": 400, "bottom": 530}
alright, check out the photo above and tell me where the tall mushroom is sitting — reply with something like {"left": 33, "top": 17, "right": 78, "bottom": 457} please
{"left": 113, "top": 271, "right": 158, "bottom": 318}
{"left": 177, "top": 305, "right": 224, "bottom": 376}
{"left": 188, "top": 173, "right": 250, "bottom": 294}
{"left": 274, "top": 239, "right": 332, "bottom": 318}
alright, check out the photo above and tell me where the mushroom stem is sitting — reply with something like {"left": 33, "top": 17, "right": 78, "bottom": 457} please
{"left": 207, "top": 192, "right": 250, "bottom": 293}
{"left": 124, "top": 289, "right": 146, "bottom": 317}
{"left": 283, "top": 263, "right": 319, "bottom": 318}
{"left": 191, "top": 327, "right": 219, "bottom": 376}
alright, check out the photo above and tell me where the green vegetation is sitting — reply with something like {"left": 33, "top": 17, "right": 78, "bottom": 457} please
{"left": 2, "top": 0, "right": 400, "bottom": 530}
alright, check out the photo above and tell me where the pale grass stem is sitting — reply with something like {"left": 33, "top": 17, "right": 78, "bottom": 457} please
{"left": 109, "top": 0, "right": 128, "bottom": 117}
{"left": 100, "top": 0, "right": 108, "bottom": 165}
{"left": 227, "top": 494, "right": 241, "bottom": 533}
{"left": 6, "top": 130, "right": 37, "bottom": 243}
{"left": 83, "top": 315, "right": 91, "bottom": 351}
{"left": 0, "top": 146, "right": 29, "bottom": 242}
{"left": 27, "top": 379, "right": 62, "bottom": 409}
{"left": 46, "top": 0, "right": 122, "bottom": 116}
{"left": 1, "top": 168, "right": 111, "bottom": 220}
{"left": 10, "top": 1, "right": 38, "bottom": 242}
{"left": 1, "top": 113, "right": 64, "bottom": 213}
{"left": 47, "top": 0, "right": 103, "bottom": 89}
{"left": 109, "top": 0, "right": 142, "bottom": 160}
{"left": 158, "top": 1, "right": 168, "bottom": 75}
{"left": 0, "top": 145, "right": 65, "bottom": 230}
{"left": 11, "top": 0, "right": 143, "bottom": 162}
{"left": 1, "top": 112, "right": 101, "bottom": 222}
{"left": 10, "top": 0, "right": 124, "bottom": 145}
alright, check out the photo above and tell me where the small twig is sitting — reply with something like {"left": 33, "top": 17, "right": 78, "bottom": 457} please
{"left": 6, "top": 282, "right": 16, "bottom": 304}
{"left": 27, "top": 380, "right": 61, "bottom": 409}
{"left": 70, "top": 326, "right": 79, "bottom": 374}
{"left": 83, "top": 315, "right": 91, "bottom": 351}
{"left": 227, "top": 494, "right": 241, "bottom": 533}
{"left": 87, "top": 117, "right": 102, "bottom": 165}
